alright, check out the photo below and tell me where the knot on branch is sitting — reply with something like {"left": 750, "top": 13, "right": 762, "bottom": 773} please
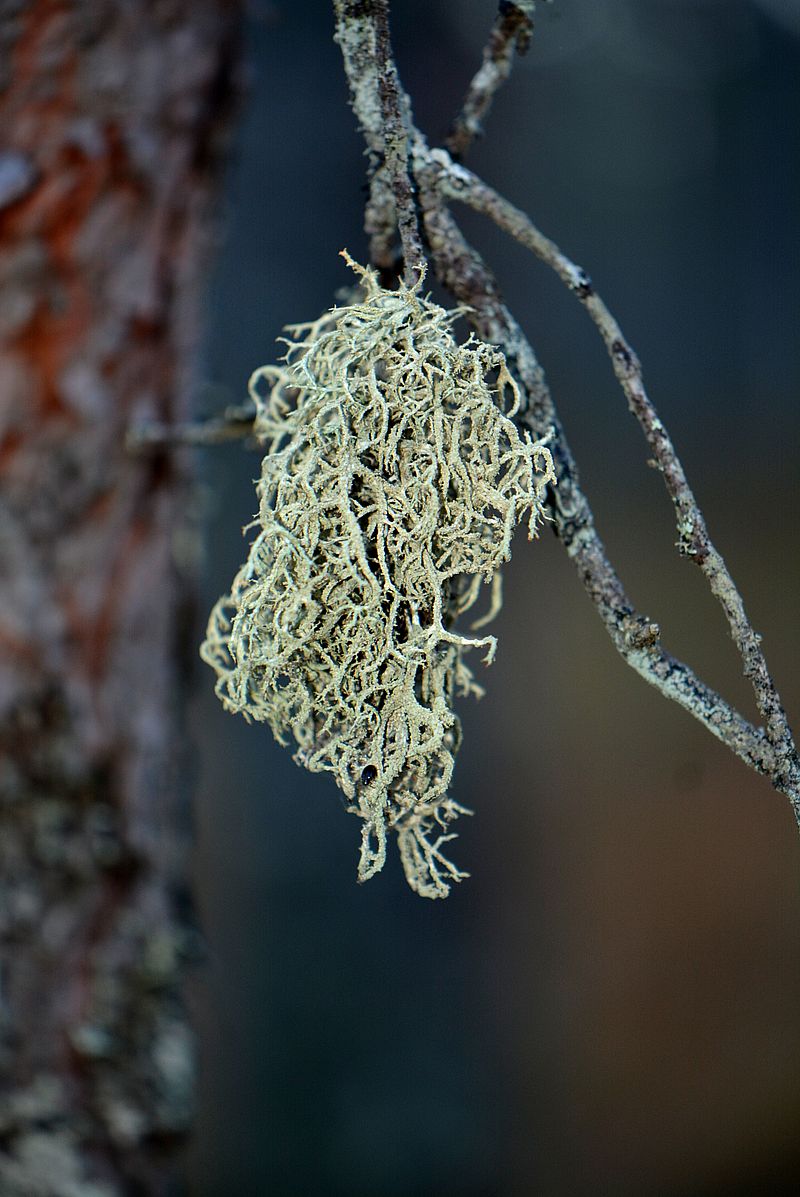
{"left": 623, "top": 615, "right": 661, "bottom": 652}
{"left": 569, "top": 268, "right": 594, "bottom": 300}
{"left": 677, "top": 521, "right": 710, "bottom": 564}
{"left": 611, "top": 338, "right": 640, "bottom": 379}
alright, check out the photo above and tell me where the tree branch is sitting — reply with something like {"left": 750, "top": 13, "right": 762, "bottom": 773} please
{"left": 446, "top": 0, "right": 535, "bottom": 160}
{"left": 127, "top": 402, "right": 257, "bottom": 451}
{"left": 333, "top": 0, "right": 424, "bottom": 283}
{"left": 415, "top": 187, "right": 794, "bottom": 789}
{"left": 333, "top": 1, "right": 800, "bottom": 823}
{"left": 428, "top": 152, "right": 799, "bottom": 784}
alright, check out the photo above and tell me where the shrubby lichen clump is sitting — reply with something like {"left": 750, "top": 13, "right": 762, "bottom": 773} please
{"left": 201, "top": 255, "right": 554, "bottom": 897}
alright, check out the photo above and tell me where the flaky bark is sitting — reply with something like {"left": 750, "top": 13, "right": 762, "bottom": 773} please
{"left": 0, "top": 2, "right": 240, "bottom": 1192}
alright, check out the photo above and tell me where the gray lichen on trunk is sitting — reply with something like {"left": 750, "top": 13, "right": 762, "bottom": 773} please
{"left": 0, "top": 1, "right": 240, "bottom": 1192}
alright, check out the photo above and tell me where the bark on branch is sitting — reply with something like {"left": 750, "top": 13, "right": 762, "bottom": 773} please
{"left": 332, "top": 0, "right": 800, "bottom": 823}
{"left": 446, "top": 0, "right": 535, "bottom": 160}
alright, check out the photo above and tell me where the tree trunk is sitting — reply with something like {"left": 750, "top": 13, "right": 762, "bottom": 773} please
{"left": 0, "top": 2, "right": 240, "bottom": 1192}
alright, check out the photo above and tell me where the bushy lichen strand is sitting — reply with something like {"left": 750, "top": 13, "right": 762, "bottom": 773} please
{"left": 200, "top": 256, "right": 555, "bottom": 898}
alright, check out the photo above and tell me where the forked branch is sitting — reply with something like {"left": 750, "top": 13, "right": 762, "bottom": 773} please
{"left": 332, "top": 0, "right": 800, "bottom": 822}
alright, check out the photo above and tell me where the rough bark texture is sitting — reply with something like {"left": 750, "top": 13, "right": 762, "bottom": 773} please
{"left": 0, "top": 2, "right": 240, "bottom": 1192}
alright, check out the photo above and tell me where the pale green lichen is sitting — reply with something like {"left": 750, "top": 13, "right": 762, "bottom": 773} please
{"left": 200, "top": 255, "right": 555, "bottom": 898}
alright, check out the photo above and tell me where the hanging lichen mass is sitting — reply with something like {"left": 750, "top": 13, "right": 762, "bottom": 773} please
{"left": 200, "top": 254, "right": 555, "bottom": 898}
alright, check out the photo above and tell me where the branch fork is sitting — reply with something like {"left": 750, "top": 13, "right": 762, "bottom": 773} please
{"left": 332, "top": 0, "right": 800, "bottom": 822}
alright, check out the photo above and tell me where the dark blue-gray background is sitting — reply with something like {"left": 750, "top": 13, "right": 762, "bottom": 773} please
{"left": 186, "top": 2, "right": 800, "bottom": 1193}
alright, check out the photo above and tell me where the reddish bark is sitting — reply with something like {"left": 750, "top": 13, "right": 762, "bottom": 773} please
{"left": 0, "top": 2, "right": 240, "bottom": 1191}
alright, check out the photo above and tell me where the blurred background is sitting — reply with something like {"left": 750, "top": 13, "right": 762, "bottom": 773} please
{"left": 187, "top": 2, "right": 800, "bottom": 1194}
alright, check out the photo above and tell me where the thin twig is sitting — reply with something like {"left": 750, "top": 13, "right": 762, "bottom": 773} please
{"left": 126, "top": 403, "right": 257, "bottom": 452}
{"left": 446, "top": 0, "right": 535, "bottom": 160}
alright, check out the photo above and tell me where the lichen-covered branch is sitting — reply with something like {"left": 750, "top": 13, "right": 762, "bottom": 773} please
{"left": 429, "top": 152, "right": 799, "bottom": 782}
{"left": 332, "top": 1, "right": 800, "bottom": 824}
{"left": 333, "top": 0, "right": 423, "bottom": 282}
{"left": 415, "top": 188, "right": 791, "bottom": 787}
{"left": 373, "top": 2, "right": 425, "bottom": 282}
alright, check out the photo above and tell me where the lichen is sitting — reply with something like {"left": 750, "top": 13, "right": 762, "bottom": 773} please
{"left": 200, "top": 254, "right": 555, "bottom": 898}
